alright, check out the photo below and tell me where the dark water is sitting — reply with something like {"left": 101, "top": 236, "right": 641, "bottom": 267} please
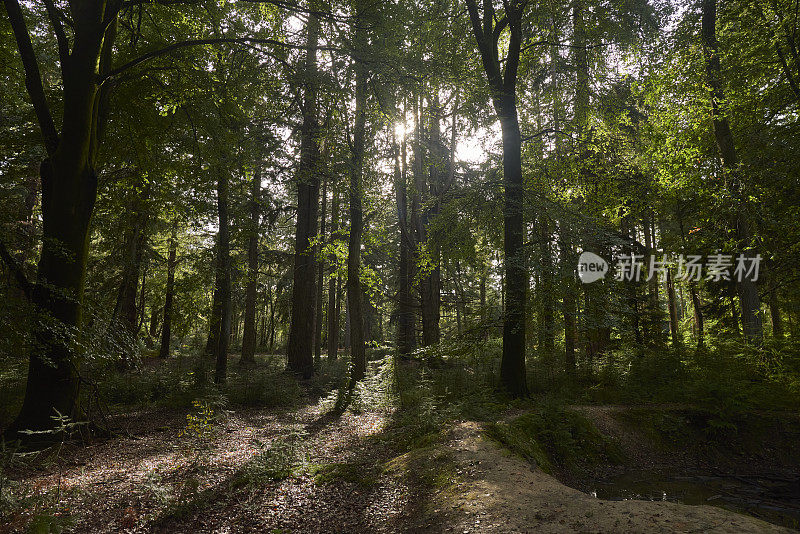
{"left": 587, "top": 470, "right": 800, "bottom": 530}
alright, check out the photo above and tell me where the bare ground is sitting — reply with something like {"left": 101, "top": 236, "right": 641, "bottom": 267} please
{"left": 2, "top": 397, "right": 795, "bottom": 533}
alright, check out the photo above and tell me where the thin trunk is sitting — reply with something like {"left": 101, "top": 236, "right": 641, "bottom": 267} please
{"left": 560, "top": 233, "right": 577, "bottom": 373}
{"left": 327, "top": 188, "right": 340, "bottom": 359}
{"left": 421, "top": 92, "right": 442, "bottom": 346}
{"left": 240, "top": 170, "right": 262, "bottom": 364}
{"left": 158, "top": 219, "right": 178, "bottom": 359}
{"left": 769, "top": 288, "right": 784, "bottom": 338}
{"left": 214, "top": 168, "right": 232, "bottom": 384}
{"left": 465, "top": 0, "right": 530, "bottom": 396}
{"left": 539, "top": 220, "right": 555, "bottom": 356}
{"left": 314, "top": 177, "right": 328, "bottom": 363}
{"left": 666, "top": 267, "right": 681, "bottom": 348}
{"left": 690, "top": 283, "right": 705, "bottom": 348}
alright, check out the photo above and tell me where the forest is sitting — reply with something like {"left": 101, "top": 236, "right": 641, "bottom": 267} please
{"left": 1, "top": 0, "right": 800, "bottom": 531}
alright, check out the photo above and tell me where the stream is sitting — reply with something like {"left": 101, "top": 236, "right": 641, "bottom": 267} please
{"left": 587, "top": 470, "right": 800, "bottom": 529}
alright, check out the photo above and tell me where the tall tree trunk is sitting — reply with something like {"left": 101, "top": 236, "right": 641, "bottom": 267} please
{"left": 114, "top": 179, "right": 150, "bottom": 367}
{"left": 347, "top": 19, "right": 368, "bottom": 385}
{"left": 701, "top": 0, "right": 763, "bottom": 343}
{"left": 287, "top": 9, "right": 321, "bottom": 379}
{"left": 394, "top": 99, "right": 415, "bottom": 357}
{"left": 314, "top": 177, "right": 328, "bottom": 363}
{"left": 240, "top": 170, "right": 262, "bottom": 365}
{"left": 6, "top": 0, "right": 118, "bottom": 435}
{"left": 327, "top": 188, "right": 340, "bottom": 359}
{"left": 497, "top": 93, "right": 528, "bottom": 397}
{"left": 158, "top": 219, "right": 178, "bottom": 359}
{"left": 421, "top": 92, "right": 442, "bottom": 346}
{"left": 465, "top": 0, "right": 529, "bottom": 396}
{"left": 149, "top": 300, "right": 159, "bottom": 340}
{"left": 213, "top": 167, "right": 232, "bottom": 384}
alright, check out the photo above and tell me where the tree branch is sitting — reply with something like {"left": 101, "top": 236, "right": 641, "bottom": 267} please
{"left": 101, "top": 37, "right": 342, "bottom": 82}
{"left": 41, "top": 0, "right": 70, "bottom": 69}
{"left": 3, "top": 0, "right": 60, "bottom": 155}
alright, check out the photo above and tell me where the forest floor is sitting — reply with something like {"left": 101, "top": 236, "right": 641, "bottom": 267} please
{"left": 3, "top": 376, "right": 798, "bottom": 534}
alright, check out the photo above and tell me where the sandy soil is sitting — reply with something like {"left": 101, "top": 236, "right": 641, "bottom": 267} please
{"left": 413, "top": 422, "right": 794, "bottom": 533}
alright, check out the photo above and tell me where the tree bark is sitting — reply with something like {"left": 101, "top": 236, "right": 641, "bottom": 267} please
{"left": 769, "top": 288, "right": 784, "bottom": 339}
{"left": 327, "top": 188, "right": 340, "bottom": 359}
{"left": 287, "top": 9, "right": 321, "bottom": 379}
{"left": 213, "top": 167, "right": 232, "bottom": 384}
{"left": 6, "top": 0, "right": 119, "bottom": 435}
{"left": 347, "top": 17, "right": 368, "bottom": 385}
{"left": 240, "top": 169, "right": 262, "bottom": 365}
{"left": 421, "top": 93, "right": 442, "bottom": 346}
{"left": 465, "top": 0, "right": 529, "bottom": 397}
{"left": 113, "top": 179, "right": 150, "bottom": 367}
{"left": 666, "top": 267, "right": 681, "bottom": 348}
{"left": 394, "top": 99, "right": 415, "bottom": 357}
{"left": 158, "top": 219, "right": 178, "bottom": 359}
{"left": 314, "top": 177, "right": 328, "bottom": 363}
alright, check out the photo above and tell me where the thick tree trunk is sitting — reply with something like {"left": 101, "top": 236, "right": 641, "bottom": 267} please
{"left": 286, "top": 10, "right": 321, "bottom": 379}
{"left": 347, "top": 29, "right": 367, "bottom": 385}
{"left": 6, "top": 0, "right": 117, "bottom": 435}
{"left": 158, "top": 220, "right": 178, "bottom": 359}
{"left": 497, "top": 93, "right": 528, "bottom": 397}
{"left": 240, "top": 170, "right": 262, "bottom": 365}
{"left": 701, "top": 0, "right": 763, "bottom": 343}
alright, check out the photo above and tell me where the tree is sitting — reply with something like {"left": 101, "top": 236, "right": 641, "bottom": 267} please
{"left": 3, "top": 0, "right": 121, "bottom": 435}
{"left": 347, "top": 4, "right": 368, "bottom": 385}
{"left": 158, "top": 219, "right": 178, "bottom": 359}
{"left": 700, "top": 0, "right": 763, "bottom": 342}
{"left": 240, "top": 169, "right": 262, "bottom": 365}
{"left": 287, "top": 8, "right": 321, "bottom": 379}
{"left": 465, "top": 0, "right": 529, "bottom": 397}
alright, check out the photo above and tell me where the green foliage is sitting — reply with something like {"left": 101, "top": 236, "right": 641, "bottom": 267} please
{"left": 486, "top": 405, "right": 625, "bottom": 474}
{"left": 232, "top": 430, "right": 309, "bottom": 487}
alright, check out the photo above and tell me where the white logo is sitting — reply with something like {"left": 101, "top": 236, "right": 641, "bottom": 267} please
{"left": 577, "top": 252, "right": 608, "bottom": 283}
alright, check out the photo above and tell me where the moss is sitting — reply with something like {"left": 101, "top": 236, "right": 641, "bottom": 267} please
{"left": 383, "top": 447, "right": 458, "bottom": 492}
{"left": 486, "top": 407, "right": 624, "bottom": 473}
{"left": 312, "top": 462, "right": 379, "bottom": 488}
